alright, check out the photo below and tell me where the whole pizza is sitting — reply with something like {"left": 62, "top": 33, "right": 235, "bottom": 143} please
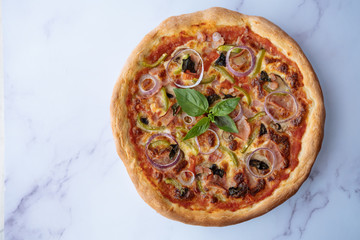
{"left": 111, "top": 7, "right": 325, "bottom": 226}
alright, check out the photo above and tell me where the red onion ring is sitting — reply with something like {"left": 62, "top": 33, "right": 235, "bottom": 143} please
{"left": 145, "top": 133, "right": 181, "bottom": 169}
{"left": 178, "top": 170, "right": 195, "bottom": 186}
{"left": 195, "top": 129, "right": 220, "bottom": 155}
{"left": 226, "top": 46, "right": 256, "bottom": 77}
{"left": 246, "top": 148, "right": 276, "bottom": 178}
{"left": 264, "top": 91, "right": 299, "bottom": 123}
{"left": 138, "top": 74, "right": 161, "bottom": 96}
{"left": 231, "top": 102, "right": 243, "bottom": 122}
{"left": 166, "top": 48, "right": 204, "bottom": 88}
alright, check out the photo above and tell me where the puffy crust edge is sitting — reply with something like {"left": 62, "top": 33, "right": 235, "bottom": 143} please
{"left": 110, "top": 7, "right": 325, "bottom": 226}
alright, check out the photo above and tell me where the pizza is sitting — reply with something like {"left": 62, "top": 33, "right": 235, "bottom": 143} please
{"left": 110, "top": 7, "right": 325, "bottom": 226}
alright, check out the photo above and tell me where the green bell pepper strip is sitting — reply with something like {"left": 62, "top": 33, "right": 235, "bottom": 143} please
{"left": 192, "top": 75, "right": 216, "bottom": 84}
{"left": 219, "top": 146, "right": 239, "bottom": 167}
{"left": 160, "top": 87, "right": 169, "bottom": 112}
{"left": 234, "top": 86, "right": 252, "bottom": 106}
{"left": 250, "top": 49, "right": 266, "bottom": 78}
{"left": 141, "top": 53, "right": 168, "bottom": 68}
{"left": 137, "top": 115, "right": 165, "bottom": 132}
{"left": 196, "top": 180, "right": 206, "bottom": 194}
{"left": 247, "top": 111, "right": 266, "bottom": 123}
{"left": 241, "top": 126, "right": 260, "bottom": 153}
{"left": 149, "top": 140, "right": 170, "bottom": 149}
{"left": 213, "top": 65, "right": 235, "bottom": 83}
{"left": 165, "top": 178, "right": 182, "bottom": 190}
{"left": 217, "top": 45, "right": 242, "bottom": 53}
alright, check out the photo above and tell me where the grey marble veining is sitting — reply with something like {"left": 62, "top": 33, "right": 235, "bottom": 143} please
{"left": 3, "top": 0, "right": 360, "bottom": 239}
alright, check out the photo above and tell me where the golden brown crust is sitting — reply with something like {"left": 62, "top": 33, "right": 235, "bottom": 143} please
{"left": 110, "top": 7, "right": 325, "bottom": 226}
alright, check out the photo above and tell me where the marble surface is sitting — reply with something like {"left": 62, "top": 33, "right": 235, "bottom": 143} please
{"left": 3, "top": 0, "right": 360, "bottom": 239}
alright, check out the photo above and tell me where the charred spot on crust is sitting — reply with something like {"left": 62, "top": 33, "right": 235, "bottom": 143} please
{"left": 214, "top": 52, "right": 226, "bottom": 66}
{"left": 259, "top": 123, "right": 267, "bottom": 136}
{"left": 229, "top": 183, "right": 248, "bottom": 198}
{"left": 210, "top": 164, "right": 225, "bottom": 178}
{"left": 207, "top": 94, "right": 221, "bottom": 106}
{"left": 182, "top": 57, "right": 196, "bottom": 73}
{"left": 278, "top": 63, "right": 289, "bottom": 74}
{"left": 250, "top": 179, "right": 265, "bottom": 196}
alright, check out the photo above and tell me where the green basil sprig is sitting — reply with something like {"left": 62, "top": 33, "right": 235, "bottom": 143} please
{"left": 174, "top": 88, "right": 240, "bottom": 140}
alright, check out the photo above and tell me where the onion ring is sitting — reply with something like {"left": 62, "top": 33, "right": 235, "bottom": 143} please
{"left": 246, "top": 148, "right": 276, "bottom": 178}
{"left": 231, "top": 102, "right": 243, "bottom": 122}
{"left": 166, "top": 48, "right": 204, "bottom": 88}
{"left": 195, "top": 129, "right": 220, "bottom": 155}
{"left": 264, "top": 91, "right": 298, "bottom": 123}
{"left": 226, "top": 46, "right": 256, "bottom": 77}
{"left": 178, "top": 170, "right": 195, "bottom": 186}
{"left": 145, "top": 133, "right": 181, "bottom": 169}
{"left": 138, "top": 74, "right": 161, "bottom": 96}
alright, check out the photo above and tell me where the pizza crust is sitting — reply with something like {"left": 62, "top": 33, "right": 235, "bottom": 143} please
{"left": 110, "top": 7, "right": 325, "bottom": 226}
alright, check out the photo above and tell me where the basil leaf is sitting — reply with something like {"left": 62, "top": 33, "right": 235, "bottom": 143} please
{"left": 174, "top": 88, "right": 209, "bottom": 117}
{"left": 210, "top": 98, "right": 240, "bottom": 116}
{"left": 183, "top": 117, "right": 210, "bottom": 140}
{"left": 214, "top": 115, "right": 238, "bottom": 133}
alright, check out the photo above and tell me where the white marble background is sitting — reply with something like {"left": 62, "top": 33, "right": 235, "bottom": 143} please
{"left": 3, "top": 0, "right": 360, "bottom": 239}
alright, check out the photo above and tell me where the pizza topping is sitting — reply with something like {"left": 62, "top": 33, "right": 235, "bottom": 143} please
{"left": 145, "top": 133, "right": 181, "bottom": 169}
{"left": 250, "top": 49, "right": 266, "bottom": 77}
{"left": 171, "top": 103, "right": 181, "bottom": 116}
{"left": 178, "top": 170, "right": 195, "bottom": 186}
{"left": 160, "top": 87, "right": 170, "bottom": 112}
{"left": 247, "top": 111, "right": 266, "bottom": 123}
{"left": 138, "top": 74, "right": 161, "bottom": 96}
{"left": 141, "top": 53, "right": 168, "bottom": 68}
{"left": 219, "top": 145, "right": 239, "bottom": 166}
{"left": 167, "top": 48, "right": 204, "bottom": 88}
{"left": 209, "top": 164, "right": 225, "bottom": 177}
{"left": 137, "top": 115, "right": 165, "bottom": 132}
{"left": 182, "top": 113, "right": 195, "bottom": 125}
{"left": 195, "top": 129, "right": 220, "bottom": 154}
{"left": 226, "top": 46, "right": 256, "bottom": 77}
{"left": 259, "top": 123, "right": 267, "bottom": 136}
{"left": 212, "top": 64, "right": 235, "bottom": 83}
{"left": 229, "top": 183, "right": 248, "bottom": 198}
{"left": 214, "top": 52, "right": 226, "bottom": 67}
{"left": 229, "top": 102, "right": 243, "bottom": 122}
{"left": 241, "top": 126, "right": 260, "bottom": 153}
{"left": 263, "top": 74, "right": 289, "bottom": 92}
{"left": 234, "top": 86, "right": 251, "bottom": 105}
{"left": 222, "top": 131, "right": 234, "bottom": 142}
{"left": 206, "top": 93, "right": 221, "bottom": 106}
{"left": 246, "top": 148, "right": 276, "bottom": 178}
{"left": 259, "top": 70, "right": 270, "bottom": 82}
{"left": 264, "top": 91, "right": 298, "bottom": 123}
